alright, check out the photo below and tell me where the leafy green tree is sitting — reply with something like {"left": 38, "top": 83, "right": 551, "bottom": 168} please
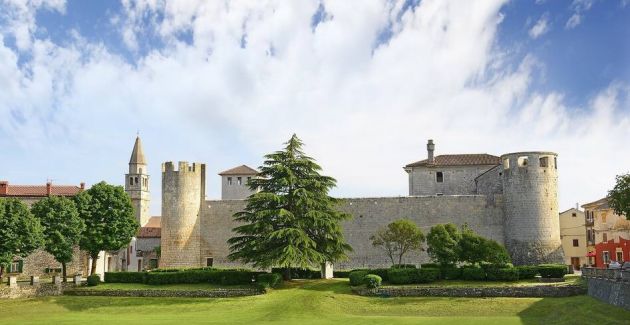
{"left": 609, "top": 173, "right": 630, "bottom": 220}
{"left": 458, "top": 225, "right": 510, "bottom": 265}
{"left": 0, "top": 198, "right": 44, "bottom": 279}
{"left": 370, "top": 219, "right": 425, "bottom": 266}
{"left": 482, "top": 239, "right": 511, "bottom": 265}
{"left": 75, "top": 182, "right": 139, "bottom": 276}
{"left": 228, "top": 134, "right": 352, "bottom": 279}
{"left": 31, "top": 196, "right": 85, "bottom": 282}
{"left": 426, "top": 223, "right": 461, "bottom": 266}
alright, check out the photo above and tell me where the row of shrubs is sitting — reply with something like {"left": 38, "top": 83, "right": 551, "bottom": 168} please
{"left": 104, "top": 269, "right": 269, "bottom": 286}
{"left": 347, "top": 263, "right": 567, "bottom": 286}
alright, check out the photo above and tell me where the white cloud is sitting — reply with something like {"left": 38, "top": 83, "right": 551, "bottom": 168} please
{"left": 565, "top": 13, "right": 582, "bottom": 29}
{"left": 529, "top": 14, "right": 550, "bottom": 39}
{"left": 565, "top": 0, "right": 595, "bottom": 29}
{"left": 0, "top": 0, "right": 629, "bottom": 214}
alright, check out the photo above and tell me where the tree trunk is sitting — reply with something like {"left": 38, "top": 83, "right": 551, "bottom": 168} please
{"left": 0, "top": 265, "right": 4, "bottom": 281}
{"left": 90, "top": 253, "right": 99, "bottom": 276}
{"left": 282, "top": 267, "right": 292, "bottom": 281}
{"left": 62, "top": 261, "right": 67, "bottom": 282}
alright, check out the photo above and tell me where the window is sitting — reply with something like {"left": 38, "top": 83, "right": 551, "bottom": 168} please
{"left": 518, "top": 156, "right": 528, "bottom": 167}
{"left": 134, "top": 176, "right": 138, "bottom": 185}
{"left": 436, "top": 172, "right": 444, "bottom": 183}
{"left": 129, "top": 177, "right": 133, "bottom": 185}
{"left": 603, "top": 233, "right": 608, "bottom": 242}
{"left": 603, "top": 251, "right": 610, "bottom": 264}
{"left": 554, "top": 157, "right": 558, "bottom": 169}
{"left": 237, "top": 177, "right": 242, "bottom": 185}
{"left": 617, "top": 251, "right": 624, "bottom": 262}
{"left": 503, "top": 158, "right": 510, "bottom": 170}
{"left": 149, "top": 259, "right": 158, "bottom": 269}
{"left": 539, "top": 156, "right": 549, "bottom": 167}
{"left": 572, "top": 239, "right": 579, "bottom": 247}
{"left": 9, "top": 260, "right": 23, "bottom": 273}
{"left": 572, "top": 213, "right": 577, "bottom": 217}
{"left": 247, "top": 177, "right": 251, "bottom": 182}
{"left": 206, "top": 257, "right": 214, "bottom": 267}
{"left": 227, "top": 177, "right": 232, "bottom": 185}
{"left": 602, "top": 214, "right": 607, "bottom": 223}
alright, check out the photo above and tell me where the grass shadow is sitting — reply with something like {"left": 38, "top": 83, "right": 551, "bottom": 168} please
{"left": 517, "top": 295, "right": 630, "bottom": 324}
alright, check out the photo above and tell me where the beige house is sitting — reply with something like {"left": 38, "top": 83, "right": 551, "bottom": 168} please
{"left": 559, "top": 208, "right": 587, "bottom": 270}
{"left": 582, "top": 198, "right": 630, "bottom": 265}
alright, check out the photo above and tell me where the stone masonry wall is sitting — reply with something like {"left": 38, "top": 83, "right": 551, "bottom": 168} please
{"left": 408, "top": 165, "right": 497, "bottom": 196}
{"left": 200, "top": 195, "right": 505, "bottom": 270}
{"left": 583, "top": 268, "right": 630, "bottom": 311}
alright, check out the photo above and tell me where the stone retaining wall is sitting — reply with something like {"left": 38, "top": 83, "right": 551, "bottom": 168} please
{"left": 64, "top": 288, "right": 262, "bottom": 298}
{"left": 353, "top": 284, "right": 585, "bottom": 298}
{"left": 582, "top": 268, "right": 630, "bottom": 311}
{"left": 0, "top": 283, "right": 76, "bottom": 299}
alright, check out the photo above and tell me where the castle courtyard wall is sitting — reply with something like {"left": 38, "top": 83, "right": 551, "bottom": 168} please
{"left": 199, "top": 195, "right": 505, "bottom": 270}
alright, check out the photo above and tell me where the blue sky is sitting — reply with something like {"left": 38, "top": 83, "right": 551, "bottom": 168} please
{"left": 0, "top": 0, "right": 629, "bottom": 215}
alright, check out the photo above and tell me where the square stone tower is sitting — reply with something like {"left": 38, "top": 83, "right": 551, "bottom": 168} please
{"left": 218, "top": 165, "right": 259, "bottom": 200}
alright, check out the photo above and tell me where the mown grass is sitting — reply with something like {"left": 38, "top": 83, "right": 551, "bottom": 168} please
{"left": 0, "top": 279, "right": 627, "bottom": 324}
{"left": 75, "top": 282, "right": 253, "bottom": 291}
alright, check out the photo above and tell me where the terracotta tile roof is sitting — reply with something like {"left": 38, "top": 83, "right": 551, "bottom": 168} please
{"left": 405, "top": 154, "right": 501, "bottom": 168}
{"left": 137, "top": 227, "right": 161, "bottom": 238}
{"left": 582, "top": 197, "right": 609, "bottom": 209}
{"left": 143, "top": 216, "right": 161, "bottom": 228}
{"left": 0, "top": 183, "right": 83, "bottom": 197}
{"left": 218, "top": 165, "right": 259, "bottom": 176}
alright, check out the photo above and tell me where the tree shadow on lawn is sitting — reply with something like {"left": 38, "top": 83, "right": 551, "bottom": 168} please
{"left": 290, "top": 279, "right": 358, "bottom": 295}
{"left": 517, "top": 295, "right": 630, "bottom": 325}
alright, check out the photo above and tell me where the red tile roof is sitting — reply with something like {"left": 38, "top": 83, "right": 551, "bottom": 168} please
{"left": 0, "top": 182, "right": 83, "bottom": 197}
{"left": 137, "top": 227, "right": 161, "bottom": 238}
{"left": 218, "top": 165, "right": 259, "bottom": 176}
{"left": 405, "top": 154, "right": 501, "bottom": 168}
{"left": 144, "top": 216, "right": 161, "bottom": 228}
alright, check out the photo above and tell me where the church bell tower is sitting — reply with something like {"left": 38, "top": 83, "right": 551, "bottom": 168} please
{"left": 125, "top": 136, "right": 150, "bottom": 227}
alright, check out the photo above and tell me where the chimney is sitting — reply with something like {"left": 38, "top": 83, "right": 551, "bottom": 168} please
{"left": 80, "top": 182, "right": 85, "bottom": 190}
{"left": 0, "top": 181, "right": 8, "bottom": 195}
{"left": 46, "top": 182, "right": 52, "bottom": 196}
{"left": 427, "top": 139, "right": 435, "bottom": 163}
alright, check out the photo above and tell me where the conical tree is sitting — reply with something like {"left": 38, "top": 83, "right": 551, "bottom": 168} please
{"left": 228, "top": 134, "right": 352, "bottom": 279}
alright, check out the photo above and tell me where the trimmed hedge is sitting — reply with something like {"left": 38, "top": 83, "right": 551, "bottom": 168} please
{"left": 349, "top": 270, "right": 369, "bottom": 286}
{"left": 420, "top": 263, "right": 439, "bottom": 269}
{"left": 391, "top": 264, "right": 417, "bottom": 269}
{"left": 333, "top": 271, "right": 351, "bottom": 278}
{"left": 271, "top": 268, "right": 321, "bottom": 279}
{"left": 516, "top": 266, "right": 539, "bottom": 279}
{"left": 257, "top": 273, "right": 283, "bottom": 288}
{"left": 461, "top": 267, "right": 486, "bottom": 281}
{"left": 439, "top": 266, "right": 462, "bottom": 280}
{"left": 537, "top": 264, "right": 567, "bottom": 278}
{"left": 364, "top": 274, "right": 382, "bottom": 288}
{"left": 104, "top": 272, "right": 146, "bottom": 283}
{"left": 367, "top": 268, "right": 390, "bottom": 282}
{"left": 486, "top": 267, "right": 518, "bottom": 281}
{"left": 87, "top": 274, "right": 100, "bottom": 286}
{"left": 387, "top": 268, "right": 439, "bottom": 284}
{"left": 144, "top": 269, "right": 256, "bottom": 285}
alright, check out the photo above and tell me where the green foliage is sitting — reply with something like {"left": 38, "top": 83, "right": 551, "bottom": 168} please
{"left": 257, "top": 273, "right": 283, "bottom": 288}
{"left": 370, "top": 219, "right": 425, "bottom": 266}
{"left": 364, "top": 274, "right": 382, "bottom": 288}
{"left": 31, "top": 196, "right": 85, "bottom": 279}
{"left": 516, "top": 266, "right": 539, "bottom": 279}
{"left": 439, "top": 265, "right": 462, "bottom": 280}
{"left": 391, "top": 264, "right": 417, "bottom": 269}
{"left": 228, "top": 134, "right": 352, "bottom": 273}
{"left": 87, "top": 275, "right": 101, "bottom": 286}
{"left": 333, "top": 271, "right": 351, "bottom": 278}
{"left": 537, "top": 264, "right": 567, "bottom": 278}
{"left": 144, "top": 269, "right": 256, "bottom": 285}
{"left": 271, "top": 268, "right": 320, "bottom": 279}
{"left": 349, "top": 270, "right": 369, "bottom": 286}
{"left": 387, "top": 268, "right": 439, "bottom": 284}
{"left": 75, "top": 182, "right": 139, "bottom": 275}
{"left": 486, "top": 267, "right": 519, "bottom": 281}
{"left": 426, "top": 223, "right": 461, "bottom": 266}
{"left": 461, "top": 266, "right": 486, "bottom": 281}
{"left": 367, "top": 268, "right": 390, "bottom": 282}
{"left": 459, "top": 226, "right": 511, "bottom": 265}
{"left": 420, "top": 263, "right": 439, "bottom": 269}
{"left": 0, "top": 198, "right": 44, "bottom": 275}
{"left": 608, "top": 173, "right": 630, "bottom": 220}
{"left": 105, "top": 272, "right": 146, "bottom": 283}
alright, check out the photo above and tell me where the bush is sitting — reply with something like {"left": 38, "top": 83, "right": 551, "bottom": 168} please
{"left": 416, "top": 268, "right": 440, "bottom": 283}
{"left": 537, "top": 264, "right": 567, "bottom": 278}
{"left": 256, "top": 273, "right": 283, "bottom": 288}
{"left": 367, "top": 268, "right": 390, "bottom": 282}
{"left": 461, "top": 267, "right": 486, "bottom": 281}
{"left": 364, "top": 274, "right": 382, "bottom": 288}
{"left": 87, "top": 274, "right": 100, "bottom": 286}
{"left": 486, "top": 267, "right": 518, "bottom": 281}
{"left": 349, "top": 270, "right": 369, "bottom": 286}
{"left": 516, "top": 265, "right": 539, "bottom": 279}
{"left": 333, "top": 271, "right": 351, "bottom": 278}
{"left": 420, "top": 263, "right": 439, "bottom": 269}
{"left": 271, "top": 268, "right": 321, "bottom": 279}
{"left": 144, "top": 269, "right": 256, "bottom": 285}
{"left": 387, "top": 268, "right": 439, "bottom": 284}
{"left": 391, "top": 264, "right": 417, "bottom": 269}
{"left": 439, "top": 266, "right": 462, "bottom": 280}
{"left": 104, "top": 272, "right": 146, "bottom": 283}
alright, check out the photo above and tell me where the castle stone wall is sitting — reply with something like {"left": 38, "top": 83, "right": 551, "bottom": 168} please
{"left": 408, "top": 165, "right": 497, "bottom": 196}
{"left": 199, "top": 195, "right": 505, "bottom": 270}
{"left": 475, "top": 165, "right": 503, "bottom": 195}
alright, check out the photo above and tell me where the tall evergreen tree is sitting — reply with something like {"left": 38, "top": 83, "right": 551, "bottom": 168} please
{"left": 0, "top": 198, "right": 44, "bottom": 279}
{"left": 228, "top": 134, "right": 352, "bottom": 278}
{"left": 75, "top": 182, "right": 139, "bottom": 275}
{"left": 31, "top": 196, "right": 85, "bottom": 282}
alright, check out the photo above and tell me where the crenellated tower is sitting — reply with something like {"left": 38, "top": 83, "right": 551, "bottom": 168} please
{"left": 125, "top": 136, "right": 150, "bottom": 227}
{"left": 501, "top": 152, "right": 564, "bottom": 265}
{"left": 160, "top": 161, "right": 206, "bottom": 268}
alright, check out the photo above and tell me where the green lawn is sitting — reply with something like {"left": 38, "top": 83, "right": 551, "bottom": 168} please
{"left": 0, "top": 279, "right": 627, "bottom": 324}
{"left": 73, "top": 282, "right": 252, "bottom": 291}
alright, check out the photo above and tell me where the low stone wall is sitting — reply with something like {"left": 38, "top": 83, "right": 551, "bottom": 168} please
{"left": 353, "top": 284, "right": 585, "bottom": 298}
{"left": 0, "top": 283, "right": 77, "bottom": 299}
{"left": 64, "top": 288, "right": 262, "bottom": 298}
{"left": 582, "top": 268, "right": 630, "bottom": 311}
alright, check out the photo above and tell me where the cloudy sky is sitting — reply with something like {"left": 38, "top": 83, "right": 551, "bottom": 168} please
{"left": 1, "top": 0, "right": 629, "bottom": 214}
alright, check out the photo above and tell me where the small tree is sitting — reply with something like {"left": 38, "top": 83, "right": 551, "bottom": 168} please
{"left": 482, "top": 240, "right": 511, "bottom": 265}
{"left": 76, "top": 182, "right": 139, "bottom": 275}
{"left": 0, "top": 198, "right": 44, "bottom": 279}
{"left": 31, "top": 196, "right": 85, "bottom": 282}
{"left": 228, "top": 134, "right": 352, "bottom": 279}
{"left": 459, "top": 225, "right": 510, "bottom": 265}
{"left": 426, "top": 223, "right": 461, "bottom": 266}
{"left": 370, "top": 219, "right": 425, "bottom": 266}
{"left": 609, "top": 173, "right": 630, "bottom": 220}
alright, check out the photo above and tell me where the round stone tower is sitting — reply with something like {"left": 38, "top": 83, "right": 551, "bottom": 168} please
{"left": 501, "top": 152, "right": 564, "bottom": 265}
{"left": 160, "top": 161, "right": 206, "bottom": 268}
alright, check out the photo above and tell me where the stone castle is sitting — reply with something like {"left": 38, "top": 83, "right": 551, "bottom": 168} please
{"left": 127, "top": 138, "right": 564, "bottom": 269}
